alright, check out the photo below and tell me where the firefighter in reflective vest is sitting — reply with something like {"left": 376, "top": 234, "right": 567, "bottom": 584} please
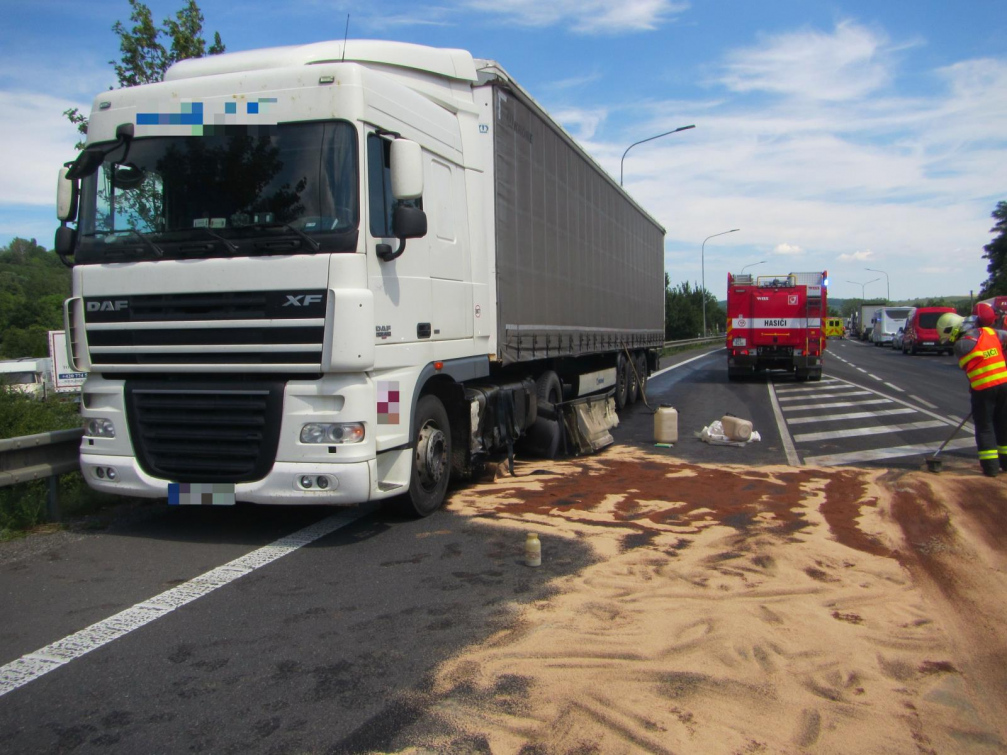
{"left": 938, "top": 303, "right": 1007, "bottom": 477}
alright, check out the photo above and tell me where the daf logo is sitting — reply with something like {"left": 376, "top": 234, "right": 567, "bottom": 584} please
{"left": 282, "top": 294, "right": 324, "bottom": 307}
{"left": 87, "top": 300, "right": 128, "bottom": 312}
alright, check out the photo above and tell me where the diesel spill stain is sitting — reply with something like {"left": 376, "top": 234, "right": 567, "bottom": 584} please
{"left": 484, "top": 458, "right": 887, "bottom": 557}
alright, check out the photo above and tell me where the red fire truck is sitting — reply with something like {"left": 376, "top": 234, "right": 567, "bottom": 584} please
{"left": 726, "top": 271, "right": 827, "bottom": 381}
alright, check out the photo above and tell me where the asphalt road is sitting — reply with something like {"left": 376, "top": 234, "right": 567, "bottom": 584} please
{"left": 615, "top": 337, "right": 977, "bottom": 469}
{"left": 0, "top": 340, "right": 983, "bottom": 752}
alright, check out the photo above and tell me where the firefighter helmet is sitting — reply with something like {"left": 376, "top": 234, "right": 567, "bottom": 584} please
{"left": 937, "top": 312, "right": 964, "bottom": 344}
{"left": 975, "top": 301, "right": 996, "bottom": 327}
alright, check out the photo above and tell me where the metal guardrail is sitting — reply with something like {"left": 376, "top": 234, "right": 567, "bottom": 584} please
{"left": 662, "top": 335, "right": 723, "bottom": 348}
{"left": 0, "top": 427, "right": 84, "bottom": 521}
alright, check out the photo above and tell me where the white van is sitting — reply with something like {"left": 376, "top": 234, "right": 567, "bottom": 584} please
{"left": 871, "top": 307, "right": 913, "bottom": 346}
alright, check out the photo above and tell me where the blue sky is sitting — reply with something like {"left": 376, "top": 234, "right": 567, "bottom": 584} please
{"left": 2, "top": 0, "right": 1005, "bottom": 300}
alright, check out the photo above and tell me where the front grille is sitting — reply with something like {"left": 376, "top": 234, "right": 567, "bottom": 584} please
{"left": 84, "top": 290, "right": 327, "bottom": 372}
{"left": 125, "top": 380, "right": 284, "bottom": 483}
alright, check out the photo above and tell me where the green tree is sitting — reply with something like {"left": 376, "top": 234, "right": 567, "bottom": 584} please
{"left": 979, "top": 201, "right": 1007, "bottom": 298}
{"left": 0, "top": 239, "right": 72, "bottom": 358}
{"left": 64, "top": 0, "right": 225, "bottom": 148}
{"left": 665, "top": 276, "right": 725, "bottom": 340}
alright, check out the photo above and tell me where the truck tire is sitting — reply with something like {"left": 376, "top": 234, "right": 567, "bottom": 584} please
{"left": 627, "top": 353, "right": 640, "bottom": 405}
{"left": 406, "top": 394, "right": 452, "bottom": 517}
{"left": 518, "top": 371, "right": 563, "bottom": 459}
{"left": 795, "top": 369, "right": 809, "bottom": 382}
{"left": 615, "top": 354, "right": 629, "bottom": 409}
{"left": 634, "top": 352, "right": 648, "bottom": 402}
{"left": 810, "top": 368, "right": 822, "bottom": 381}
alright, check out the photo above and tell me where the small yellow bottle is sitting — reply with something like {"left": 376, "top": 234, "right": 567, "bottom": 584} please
{"left": 525, "top": 533, "right": 541, "bottom": 567}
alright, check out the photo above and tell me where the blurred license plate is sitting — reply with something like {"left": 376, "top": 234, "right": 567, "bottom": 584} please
{"left": 922, "top": 341, "right": 934, "bottom": 345}
{"left": 168, "top": 482, "right": 235, "bottom": 506}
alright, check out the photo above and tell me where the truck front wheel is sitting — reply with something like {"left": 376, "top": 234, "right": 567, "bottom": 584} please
{"left": 406, "top": 394, "right": 452, "bottom": 517}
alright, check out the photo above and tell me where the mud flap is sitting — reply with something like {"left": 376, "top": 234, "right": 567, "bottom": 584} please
{"left": 561, "top": 394, "right": 619, "bottom": 455}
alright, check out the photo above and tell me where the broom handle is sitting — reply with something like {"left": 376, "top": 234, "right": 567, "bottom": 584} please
{"left": 933, "top": 412, "right": 972, "bottom": 458}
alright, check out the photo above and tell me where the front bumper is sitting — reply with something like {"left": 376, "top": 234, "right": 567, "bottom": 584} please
{"left": 79, "top": 453, "right": 376, "bottom": 505}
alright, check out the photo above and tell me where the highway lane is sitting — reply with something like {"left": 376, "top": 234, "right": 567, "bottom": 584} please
{"left": 613, "top": 338, "right": 980, "bottom": 470}
{"left": 0, "top": 502, "right": 596, "bottom": 752}
{"left": 0, "top": 340, "right": 987, "bottom": 751}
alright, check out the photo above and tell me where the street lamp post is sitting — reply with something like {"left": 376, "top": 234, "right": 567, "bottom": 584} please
{"left": 846, "top": 278, "right": 880, "bottom": 299}
{"left": 741, "top": 260, "right": 766, "bottom": 275}
{"left": 865, "top": 267, "right": 890, "bottom": 302}
{"left": 702, "top": 228, "right": 740, "bottom": 337}
{"left": 620, "top": 125, "right": 695, "bottom": 186}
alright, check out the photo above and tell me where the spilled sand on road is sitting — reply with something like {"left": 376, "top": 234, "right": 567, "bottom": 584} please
{"left": 386, "top": 447, "right": 1007, "bottom": 754}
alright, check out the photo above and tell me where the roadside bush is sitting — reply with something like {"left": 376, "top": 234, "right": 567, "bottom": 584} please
{"left": 0, "top": 388, "right": 81, "bottom": 437}
{"left": 0, "top": 389, "right": 111, "bottom": 539}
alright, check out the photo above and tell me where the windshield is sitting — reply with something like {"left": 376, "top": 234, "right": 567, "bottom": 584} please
{"left": 918, "top": 312, "right": 945, "bottom": 329}
{"left": 76, "top": 121, "right": 358, "bottom": 262}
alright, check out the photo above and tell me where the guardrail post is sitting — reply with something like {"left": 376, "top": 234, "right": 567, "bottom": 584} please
{"left": 47, "top": 475, "right": 60, "bottom": 522}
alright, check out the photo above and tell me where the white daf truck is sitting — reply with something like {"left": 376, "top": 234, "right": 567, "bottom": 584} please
{"left": 55, "top": 40, "right": 666, "bottom": 515}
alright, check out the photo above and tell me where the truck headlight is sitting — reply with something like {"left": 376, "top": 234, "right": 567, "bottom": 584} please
{"left": 84, "top": 418, "right": 115, "bottom": 438}
{"left": 733, "top": 337, "right": 747, "bottom": 347}
{"left": 300, "top": 423, "right": 365, "bottom": 444}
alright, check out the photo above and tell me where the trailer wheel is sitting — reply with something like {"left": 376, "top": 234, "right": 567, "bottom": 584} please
{"left": 406, "top": 394, "right": 452, "bottom": 517}
{"left": 615, "top": 354, "right": 629, "bottom": 409}
{"left": 634, "top": 352, "right": 649, "bottom": 401}
{"left": 627, "top": 354, "right": 640, "bottom": 405}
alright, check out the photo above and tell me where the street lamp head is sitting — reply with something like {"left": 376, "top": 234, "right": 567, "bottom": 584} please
{"left": 619, "top": 125, "right": 696, "bottom": 186}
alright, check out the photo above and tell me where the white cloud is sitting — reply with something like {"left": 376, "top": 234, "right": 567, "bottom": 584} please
{"left": 774, "top": 243, "right": 803, "bottom": 256}
{"left": 0, "top": 91, "right": 86, "bottom": 207}
{"left": 462, "top": 0, "right": 688, "bottom": 34}
{"left": 838, "top": 250, "right": 875, "bottom": 262}
{"left": 717, "top": 20, "right": 906, "bottom": 102}
{"left": 554, "top": 107, "right": 607, "bottom": 141}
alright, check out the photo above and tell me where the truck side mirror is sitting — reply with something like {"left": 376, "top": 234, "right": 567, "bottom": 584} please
{"left": 390, "top": 139, "right": 423, "bottom": 200}
{"left": 376, "top": 204, "right": 428, "bottom": 263}
{"left": 57, "top": 167, "right": 79, "bottom": 222}
{"left": 393, "top": 204, "right": 427, "bottom": 239}
{"left": 54, "top": 225, "right": 76, "bottom": 268}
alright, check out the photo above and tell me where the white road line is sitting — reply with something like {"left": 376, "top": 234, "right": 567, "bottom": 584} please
{"left": 0, "top": 507, "right": 371, "bottom": 699}
{"left": 831, "top": 376, "right": 975, "bottom": 434}
{"left": 856, "top": 367, "right": 868, "bottom": 373}
{"left": 786, "top": 407, "right": 917, "bottom": 425}
{"left": 868, "top": 374, "right": 883, "bottom": 381}
{"left": 883, "top": 382, "right": 905, "bottom": 393}
{"left": 909, "top": 394, "right": 940, "bottom": 410}
{"left": 782, "top": 398, "right": 895, "bottom": 411}
{"left": 651, "top": 347, "right": 725, "bottom": 379}
{"left": 792, "top": 420, "right": 946, "bottom": 443}
{"left": 773, "top": 382, "right": 842, "bottom": 393}
{"left": 777, "top": 390, "right": 871, "bottom": 402}
{"left": 804, "top": 438, "right": 975, "bottom": 466}
{"left": 768, "top": 382, "right": 801, "bottom": 467}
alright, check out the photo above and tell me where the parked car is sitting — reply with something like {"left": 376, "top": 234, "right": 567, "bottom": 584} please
{"left": 892, "top": 326, "right": 905, "bottom": 350}
{"left": 902, "top": 306, "right": 956, "bottom": 355}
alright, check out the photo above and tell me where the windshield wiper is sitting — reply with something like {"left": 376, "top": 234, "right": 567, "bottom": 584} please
{"left": 190, "top": 227, "right": 239, "bottom": 254}
{"left": 117, "top": 229, "right": 165, "bottom": 258}
{"left": 247, "top": 222, "right": 320, "bottom": 253}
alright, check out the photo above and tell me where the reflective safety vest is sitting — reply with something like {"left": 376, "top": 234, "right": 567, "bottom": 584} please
{"left": 959, "top": 327, "right": 1007, "bottom": 391}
